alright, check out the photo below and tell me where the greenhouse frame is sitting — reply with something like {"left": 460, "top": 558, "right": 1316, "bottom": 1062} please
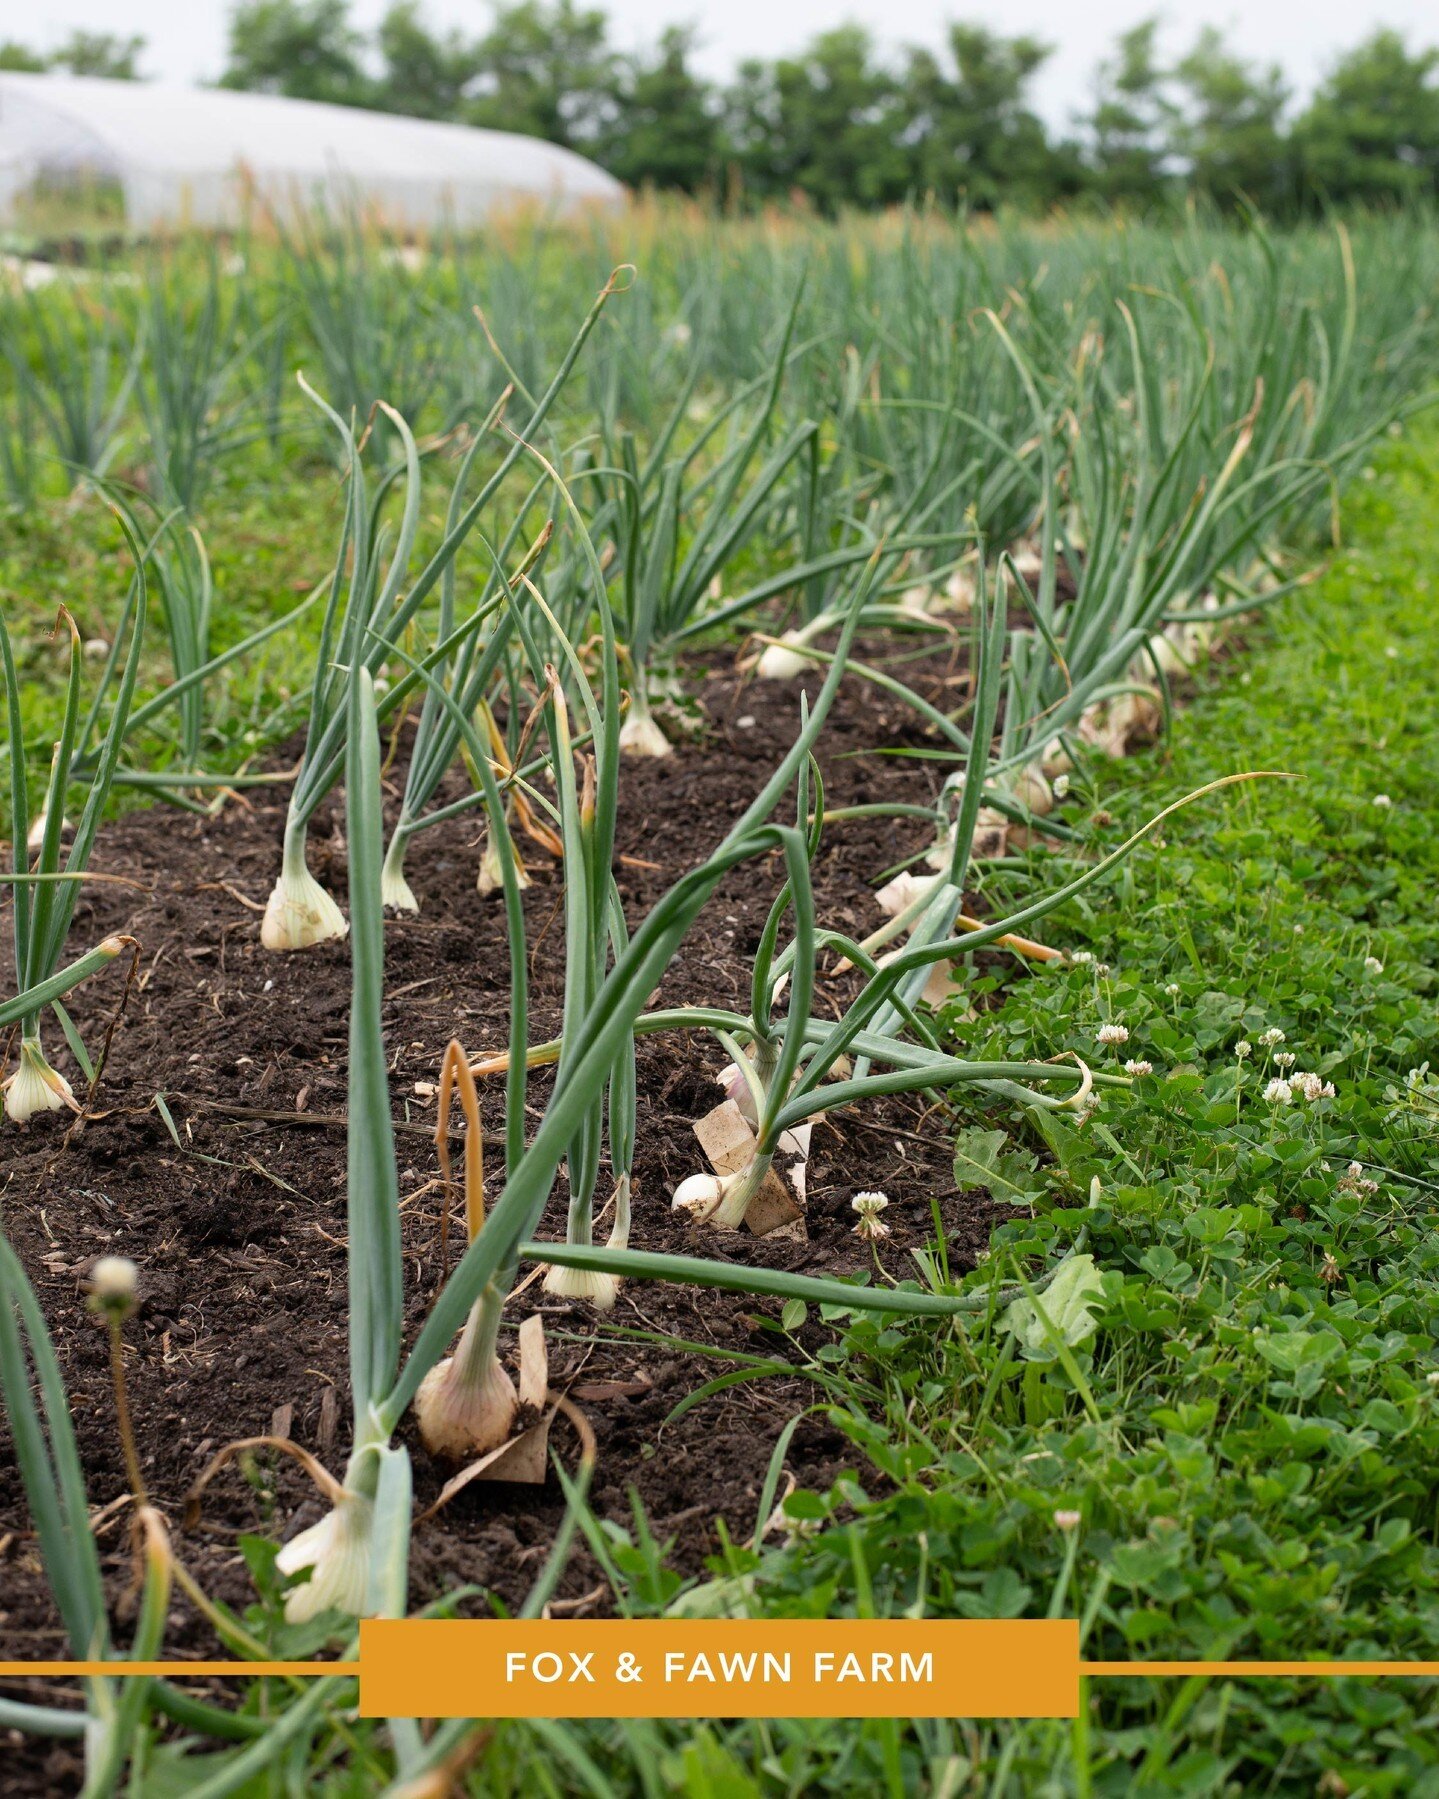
{"left": 0, "top": 72, "right": 625, "bottom": 231}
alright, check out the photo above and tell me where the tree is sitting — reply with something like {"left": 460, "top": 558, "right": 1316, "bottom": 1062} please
{"left": 0, "top": 32, "right": 145, "bottom": 78}
{"left": 220, "top": 0, "right": 371, "bottom": 108}
{"left": 1172, "top": 27, "right": 1290, "bottom": 212}
{"left": 469, "top": 1, "right": 616, "bottom": 149}
{"left": 723, "top": 26, "right": 911, "bottom": 212}
{"left": 49, "top": 31, "right": 146, "bottom": 79}
{"left": 0, "top": 41, "right": 47, "bottom": 72}
{"left": 905, "top": 25, "right": 1068, "bottom": 210}
{"left": 603, "top": 27, "right": 719, "bottom": 194}
{"left": 1083, "top": 19, "right": 1173, "bottom": 208}
{"left": 374, "top": 2, "right": 476, "bottom": 120}
{"left": 1293, "top": 30, "right": 1439, "bottom": 206}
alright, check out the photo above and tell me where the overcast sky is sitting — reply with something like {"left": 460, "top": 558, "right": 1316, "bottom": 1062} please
{"left": 24, "top": 0, "right": 1439, "bottom": 128}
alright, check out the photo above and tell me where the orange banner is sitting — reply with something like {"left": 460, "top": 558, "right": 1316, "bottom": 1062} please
{"left": 356, "top": 1619, "right": 1080, "bottom": 1719}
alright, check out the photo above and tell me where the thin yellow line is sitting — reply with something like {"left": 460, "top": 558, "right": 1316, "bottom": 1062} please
{"left": 0, "top": 1662, "right": 341, "bottom": 1678}
{"left": 1083, "top": 1662, "right": 1439, "bottom": 1678}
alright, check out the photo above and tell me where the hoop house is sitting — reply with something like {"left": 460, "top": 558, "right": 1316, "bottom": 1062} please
{"left": 0, "top": 73, "right": 624, "bottom": 231}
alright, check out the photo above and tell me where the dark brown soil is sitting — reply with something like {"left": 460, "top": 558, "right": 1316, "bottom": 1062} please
{"left": 0, "top": 636, "right": 1022, "bottom": 1752}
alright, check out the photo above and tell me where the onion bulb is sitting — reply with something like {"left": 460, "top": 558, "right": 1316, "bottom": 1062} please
{"left": 874, "top": 868, "right": 940, "bottom": 919}
{"left": 26, "top": 810, "right": 71, "bottom": 853}
{"left": 380, "top": 840, "right": 419, "bottom": 914}
{"left": 756, "top": 633, "right": 811, "bottom": 681}
{"left": 275, "top": 1491, "right": 374, "bottom": 1623}
{"left": 543, "top": 1174, "right": 631, "bottom": 1310}
{"left": 261, "top": 840, "right": 348, "bottom": 951}
{"left": 476, "top": 829, "right": 531, "bottom": 898}
{"left": 618, "top": 703, "right": 672, "bottom": 759}
{"left": 672, "top": 1166, "right": 756, "bottom": 1229}
{"left": 1010, "top": 766, "right": 1054, "bottom": 818}
{"left": 414, "top": 1292, "right": 518, "bottom": 1461}
{"left": 3, "top": 1038, "right": 74, "bottom": 1124}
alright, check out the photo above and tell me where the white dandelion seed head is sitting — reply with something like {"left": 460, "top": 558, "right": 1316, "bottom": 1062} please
{"left": 90, "top": 1257, "right": 138, "bottom": 1305}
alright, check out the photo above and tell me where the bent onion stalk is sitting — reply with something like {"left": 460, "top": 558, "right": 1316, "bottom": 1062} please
{"left": 414, "top": 1043, "right": 518, "bottom": 1459}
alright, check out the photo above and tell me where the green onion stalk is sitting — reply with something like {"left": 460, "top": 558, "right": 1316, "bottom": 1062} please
{"left": 376, "top": 413, "right": 550, "bottom": 914}
{"left": 1, "top": 529, "right": 145, "bottom": 1125}
{"left": 262, "top": 272, "right": 624, "bottom": 950}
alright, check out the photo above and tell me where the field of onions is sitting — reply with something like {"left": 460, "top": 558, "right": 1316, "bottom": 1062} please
{"left": 2, "top": 207, "right": 1438, "bottom": 1793}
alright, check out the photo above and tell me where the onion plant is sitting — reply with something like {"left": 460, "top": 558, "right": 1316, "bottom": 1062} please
{"left": 140, "top": 249, "right": 270, "bottom": 509}
{"left": 0, "top": 279, "right": 140, "bottom": 488}
{"left": 1, "top": 536, "right": 146, "bottom": 1124}
{"left": 263, "top": 275, "right": 622, "bottom": 949}
{"left": 376, "top": 435, "right": 549, "bottom": 913}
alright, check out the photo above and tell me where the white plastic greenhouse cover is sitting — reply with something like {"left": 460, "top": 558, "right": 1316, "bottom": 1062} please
{"left": 0, "top": 73, "right": 625, "bottom": 229}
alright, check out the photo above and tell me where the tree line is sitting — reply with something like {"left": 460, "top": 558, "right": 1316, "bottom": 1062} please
{"left": 5, "top": 4, "right": 1439, "bottom": 214}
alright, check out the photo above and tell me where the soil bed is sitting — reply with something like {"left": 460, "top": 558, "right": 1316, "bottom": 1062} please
{"left": 0, "top": 633, "right": 1020, "bottom": 1726}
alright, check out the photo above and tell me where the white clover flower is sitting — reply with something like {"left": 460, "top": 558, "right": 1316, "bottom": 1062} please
{"left": 1094, "top": 962, "right": 1112, "bottom": 977}
{"left": 1258, "top": 1027, "right": 1286, "bottom": 1048}
{"left": 1052, "top": 774, "right": 1071, "bottom": 799}
{"left": 1428, "top": 1371, "right": 1439, "bottom": 1388}
{"left": 1235, "top": 1041, "right": 1252, "bottom": 1059}
{"left": 1372, "top": 794, "right": 1392, "bottom": 809}
{"left": 1364, "top": 956, "right": 1384, "bottom": 975}
{"left": 1124, "top": 1059, "right": 1153, "bottom": 1077}
{"left": 1164, "top": 982, "right": 1181, "bottom": 997}
{"left": 1292, "top": 1071, "right": 1335, "bottom": 1102}
{"left": 1053, "top": 1509, "right": 1081, "bottom": 1532}
{"left": 1274, "top": 1051, "right": 1296, "bottom": 1070}
{"left": 1263, "top": 1078, "right": 1293, "bottom": 1105}
{"left": 1096, "top": 1022, "right": 1129, "bottom": 1046}
{"left": 851, "top": 1191, "right": 891, "bottom": 1241}
{"left": 1070, "top": 950, "right": 1095, "bottom": 966}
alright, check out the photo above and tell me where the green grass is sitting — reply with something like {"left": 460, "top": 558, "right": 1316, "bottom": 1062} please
{"left": 452, "top": 417, "right": 1439, "bottom": 1796}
